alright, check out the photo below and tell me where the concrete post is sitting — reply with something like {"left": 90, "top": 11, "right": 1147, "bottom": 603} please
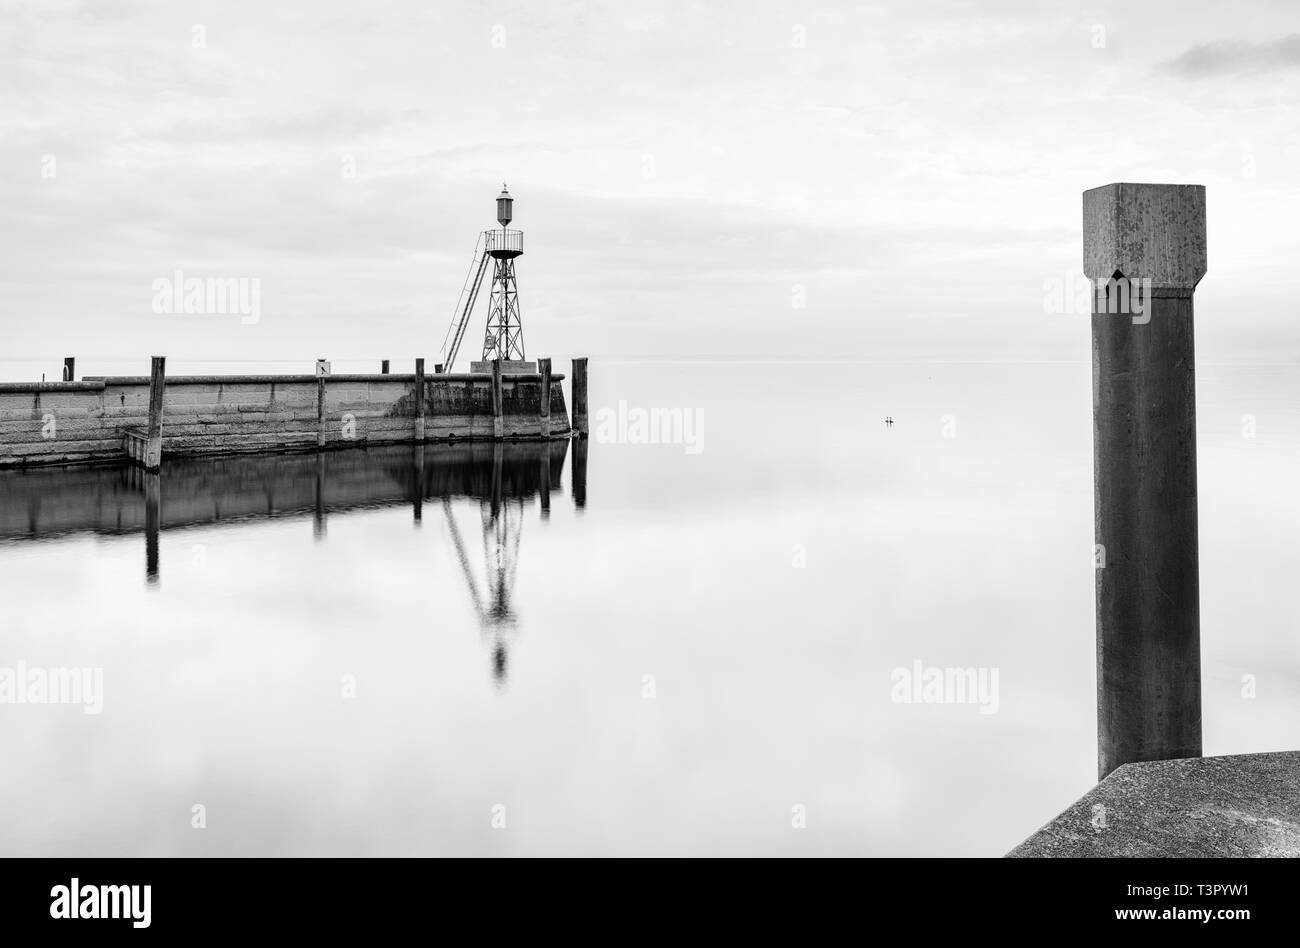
{"left": 571, "top": 357, "right": 588, "bottom": 438}
{"left": 491, "top": 359, "right": 504, "bottom": 440}
{"left": 1084, "top": 182, "right": 1207, "bottom": 780}
{"left": 381, "top": 360, "right": 390, "bottom": 375}
{"left": 145, "top": 356, "right": 166, "bottom": 472}
{"left": 538, "top": 357, "right": 552, "bottom": 439}
{"left": 415, "top": 358, "right": 426, "bottom": 441}
{"left": 316, "top": 376, "right": 327, "bottom": 448}
{"left": 62, "top": 357, "right": 75, "bottom": 382}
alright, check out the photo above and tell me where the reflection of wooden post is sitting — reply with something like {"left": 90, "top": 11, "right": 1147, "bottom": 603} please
{"left": 413, "top": 444, "right": 425, "bottom": 524}
{"left": 313, "top": 451, "right": 327, "bottom": 539}
{"left": 145, "top": 356, "right": 166, "bottom": 472}
{"left": 571, "top": 357, "right": 588, "bottom": 438}
{"left": 145, "top": 471, "right": 161, "bottom": 584}
{"left": 491, "top": 359, "right": 504, "bottom": 440}
{"left": 572, "top": 435, "right": 587, "bottom": 509}
{"left": 63, "top": 357, "right": 75, "bottom": 382}
{"left": 381, "top": 360, "right": 390, "bottom": 375}
{"left": 539, "top": 441, "right": 552, "bottom": 518}
{"left": 415, "top": 358, "right": 426, "bottom": 442}
{"left": 1085, "top": 182, "right": 1206, "bottom": 780}
{"left": 538, "top": 357, "right": 552, "bottom": 439}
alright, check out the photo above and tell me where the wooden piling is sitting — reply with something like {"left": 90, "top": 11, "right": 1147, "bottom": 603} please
{"left": 381, "top": 360, "right": 390, "bottom": 375}
{"left": 491, "top": 359, "right": 504, "bottom": 440}
{"left": 538, "top": 357, "right": 552, "bottom": 439}
{"left": 415, "top": 358, "right": 426, "bottom": 441}
{"left": 62, "top": 357, "right": 75, "bottom": 382}
{"left": 1085, "top": 182, "right": 1206, "bottom": 780}
{"left": 316, "top": 376, "right": 327, "bottom": 448}
{"left": 571, "top": 357, "right": 588, "bottom": 438}
{"left": 145, "top": 356, "right": 166, "bottom": 472}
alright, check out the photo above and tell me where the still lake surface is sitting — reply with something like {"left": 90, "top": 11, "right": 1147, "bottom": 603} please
{"left": 1, "top": 359, "right": 1297, "bottom": 856}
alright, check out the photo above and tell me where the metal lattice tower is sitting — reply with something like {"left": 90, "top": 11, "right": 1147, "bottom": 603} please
{"left": 482, "top": 184, "right": 526, "bottom": 362}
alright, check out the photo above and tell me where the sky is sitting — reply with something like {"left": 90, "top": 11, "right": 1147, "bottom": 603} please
{"left": 2, "top": 0, "right": 1299, "bottom": 373}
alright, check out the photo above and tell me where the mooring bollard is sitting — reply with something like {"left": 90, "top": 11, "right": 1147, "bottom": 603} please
{"left": 414, "top": 358, "right": 426, "bottom": 441}
{"left": 145, "top": 356, "right": 166, "bottom": 472}
{"left": 381, "top": 360, "right": 390, "bottom": 375}
{"left": 571, "top": 357, "right": 588, "bottom": 438}
{"left": 1085, "top": 182, "right": 1206, "bottom": 780}
{"left": 62, "top": 357, "right": 75, "bottom": 382}
{"left": 491, "top": 359, "right": 504, "bottom": 440}
{"left": 538, "top": 357, "right": 552, "bottom": 439}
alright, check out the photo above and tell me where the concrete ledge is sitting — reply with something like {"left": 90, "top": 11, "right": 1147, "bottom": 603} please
{"left": 0, "top": 381, "right": 108, "bottom": 393}
{"left": 80, "top": 373, "right": 563, "bottom": 384}
{"left": 1009, "top": 752, "right": 1300, "bottom": 857}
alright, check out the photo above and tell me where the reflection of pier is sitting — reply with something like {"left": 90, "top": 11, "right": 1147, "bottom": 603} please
{"left": 0, "top": 441, "right": 585, "bottom": 684}
{"left": 0, "top": 442, "right": 576, "bottom": 544}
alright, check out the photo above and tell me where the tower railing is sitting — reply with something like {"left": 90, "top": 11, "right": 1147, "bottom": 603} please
{"left": 483, "top": 229, "right": 524, "bottom": 255}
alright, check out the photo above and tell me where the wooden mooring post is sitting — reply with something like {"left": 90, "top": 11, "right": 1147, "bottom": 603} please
{"left": 415, "top": 358, "right": 426, "bottom": 441}
{"left": 144, "top": 356, "right": 166, "bottom": 472}
{"left": 1085, "top": 182, "right": 1206, "bottom": 780}
{"left": 491, "top": 359, "right": 504, "bottom": 440}
{"left": 538, "top": 357, "right": 552, "bottom": 439}
{"left": 571, "top": 357, "right": 588, "bottom": 438}
{"left": 62, "top": 357, "right": 75, "bottom": 382}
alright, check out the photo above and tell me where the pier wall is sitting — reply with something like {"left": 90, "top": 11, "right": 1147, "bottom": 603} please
{"left": 0, "top": 373, "right": 569, "bottom": 468}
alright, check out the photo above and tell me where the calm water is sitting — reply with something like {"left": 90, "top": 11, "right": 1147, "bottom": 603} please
{"left": 1, "top": 360, "right": 1298, "bottom": 856}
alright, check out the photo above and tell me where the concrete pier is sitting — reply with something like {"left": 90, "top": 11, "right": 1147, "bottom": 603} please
{"left": 0, "top": 359, "right": 580, "bottom": 468}
{"left": 1010, "top": 752, "right": 1300, "bottom": 857}
{"left": 1086, "top": 183, "right": 1206, "bottom": 780}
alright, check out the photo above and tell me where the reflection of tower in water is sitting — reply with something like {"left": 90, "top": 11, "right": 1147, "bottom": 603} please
{"left": 443, "top": 447, "right": 525, "bottom": 688}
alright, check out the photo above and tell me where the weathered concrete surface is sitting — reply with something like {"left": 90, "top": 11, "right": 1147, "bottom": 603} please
{"left": 470, "top": 360, "right": 537, "bottom": 374}
{"left": 1087, "top": 182, "right": 1206, "bottom": 780}
{"left": 1009, "top": 752, "right": 1300, "bottom": 857}
{"left": 1083, "top": 182, "right": 1207, "bottom": 290}
{"left": 0, "top": 371, "right": 570, "bottom": 467}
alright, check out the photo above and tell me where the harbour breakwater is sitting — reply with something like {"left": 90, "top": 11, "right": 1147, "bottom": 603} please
{"left": 0, "top": 357, "right": 588, "bottom": 469}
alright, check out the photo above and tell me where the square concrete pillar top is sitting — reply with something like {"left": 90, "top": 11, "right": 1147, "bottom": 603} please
{"left": 1083, "top": 182, "right": 1206, "bottom": 290}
